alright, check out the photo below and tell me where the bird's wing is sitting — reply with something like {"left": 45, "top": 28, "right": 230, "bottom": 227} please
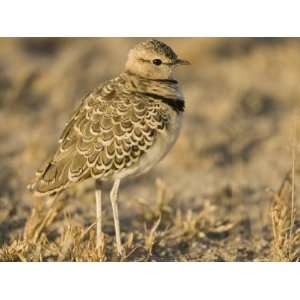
{"left": 30, "top": 80, "right": 169, "bottom": 196}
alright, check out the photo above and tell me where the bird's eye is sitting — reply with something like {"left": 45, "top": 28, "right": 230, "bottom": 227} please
{"left": 152, "top": 59, "right": 162, "bottom": 66}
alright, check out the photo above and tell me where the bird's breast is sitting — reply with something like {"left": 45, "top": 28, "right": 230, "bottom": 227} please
{"left": 114, "top": 108, "right": 183, "bottom": 180}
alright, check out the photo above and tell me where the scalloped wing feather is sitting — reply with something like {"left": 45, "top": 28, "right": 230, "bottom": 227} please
{"left": 30, "top": 77, "right": 170, "bottom": 196}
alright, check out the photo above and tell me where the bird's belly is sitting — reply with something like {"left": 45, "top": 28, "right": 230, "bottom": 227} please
{"left": 115, "top": 112, "right": 183, "bottom": 180}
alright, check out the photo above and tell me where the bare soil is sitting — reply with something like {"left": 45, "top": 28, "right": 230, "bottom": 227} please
{"left": 0, "top": 38, "right": 300, "bottom": 261}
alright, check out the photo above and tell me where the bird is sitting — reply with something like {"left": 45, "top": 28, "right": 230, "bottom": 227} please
{"left": 28, "top": 39, "right": 190, "bottom": 256}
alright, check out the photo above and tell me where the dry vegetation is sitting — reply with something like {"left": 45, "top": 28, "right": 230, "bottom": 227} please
{"left": 271, "top": 169, "right": 300, "bottom": 261}
{"left": 0, "top": 38, "right": 300, "bottom": 261}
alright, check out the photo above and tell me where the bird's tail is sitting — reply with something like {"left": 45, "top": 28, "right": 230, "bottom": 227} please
{"left": 28, "top": 155, "right": 73, "bottom": 196}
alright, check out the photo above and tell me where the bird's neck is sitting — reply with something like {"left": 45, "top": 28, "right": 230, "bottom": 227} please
{"left": 122, "top": 71, "right": 182, "bottom": 101}
{"left": 121, "top": 72, "right": 185, "bottom": 113}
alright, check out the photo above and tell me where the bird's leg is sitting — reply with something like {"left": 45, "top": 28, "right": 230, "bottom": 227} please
{"left": 95, "top": 179, "right": 103, "bottom": 248}
{"left": 110, "top": 178, "right": 123, "bottom": 256}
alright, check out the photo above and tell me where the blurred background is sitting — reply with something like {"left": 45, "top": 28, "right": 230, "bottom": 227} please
{"left": 1, "top": 38, "right": 300, "bottom": 260}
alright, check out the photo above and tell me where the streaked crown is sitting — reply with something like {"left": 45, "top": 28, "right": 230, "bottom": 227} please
{"left": 125, "top": 39, "right": 190, "bottom": 80}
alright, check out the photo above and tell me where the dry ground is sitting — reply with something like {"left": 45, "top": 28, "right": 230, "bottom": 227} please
{"left": 0, "top": 38, "right": 300, "bottom": 261}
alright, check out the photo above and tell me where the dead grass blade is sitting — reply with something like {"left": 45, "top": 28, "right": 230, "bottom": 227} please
{"left": 23, "top": 193, "right": 64, "bottom": 243}
{"left": 144, "top": 215, "right": 161, "bottom": 258}
{"left": 271, "top": 170, "right": 300, "bottom": 261}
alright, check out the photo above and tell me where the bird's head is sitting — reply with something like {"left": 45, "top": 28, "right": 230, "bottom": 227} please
{"left": 125, "top": 39, "right": 190, "bottom": 80}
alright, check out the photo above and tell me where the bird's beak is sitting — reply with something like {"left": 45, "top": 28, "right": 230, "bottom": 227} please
{"left": 175, "top": 58, "right": 191, "bottom": 66}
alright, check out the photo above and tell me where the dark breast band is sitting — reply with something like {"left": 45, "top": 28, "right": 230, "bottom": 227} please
{"left": 137, "top": 92, "right": 185, "bottom": 114}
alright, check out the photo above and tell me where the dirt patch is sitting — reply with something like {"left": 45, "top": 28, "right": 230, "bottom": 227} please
{"left": 0, "top": 38, "right": 300, "bottom": 261}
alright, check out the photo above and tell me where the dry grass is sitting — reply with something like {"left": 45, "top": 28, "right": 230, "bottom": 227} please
{"left": 2, "top": 38, "right": 300, "bottom": 261}
{"left": 271, "top": 169, "right": 300, "bottom": 261}
{"left": 271, "top": 124, "right": 300, "bottom": 262}
{"left": 0, "top": 178, "right": 230, "bottom": 262}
